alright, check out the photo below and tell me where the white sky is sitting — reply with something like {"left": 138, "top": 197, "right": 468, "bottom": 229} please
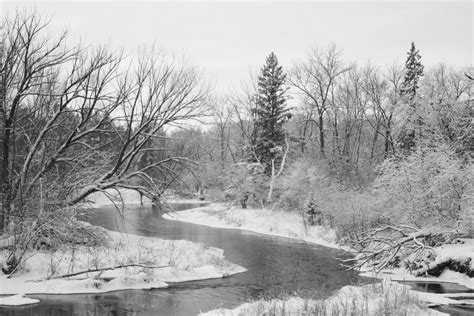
{"left": 2, "top": 1, "right": 473, "bottom": 93}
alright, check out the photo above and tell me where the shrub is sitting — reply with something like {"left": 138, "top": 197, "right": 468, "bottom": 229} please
{"left": 372, "top": 144, "right": 473, "bottom": 232}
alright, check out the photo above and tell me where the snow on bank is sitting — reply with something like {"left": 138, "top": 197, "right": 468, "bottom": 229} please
{"left": 86, "top": 188, "right": 210, "bottom": 208}
{"left": 165, "top": 198, "right": 209, "bottom": 204}
{"left": 163, "top": 203, "right": 338, "bottom": 249}
{"left": 0, "top": 226, "right": 246, "bottom": 304}
{"left": 361, "top": 239, "right": 474, "bottom": 290}
{"left": 86, "top": 188, "right": 153, "bottom": 207}
{"left": 201, "top": 281, "right": 447, "bottom": 316}
{"left": 0, "top": 294, "right": 40, "bottom": 306}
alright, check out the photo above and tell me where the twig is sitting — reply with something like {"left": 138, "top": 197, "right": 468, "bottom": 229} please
{"left": 48, "top": 262, "right": 169, "bottom": 279}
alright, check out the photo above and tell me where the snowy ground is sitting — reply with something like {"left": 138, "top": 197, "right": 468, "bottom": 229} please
{"left": 86, "top": 188, "right": 209, "bottom": 208}
{"left": 0, "top": 294, "right": 40, "bottom": 306}
{"left": 361, "top": 239, "right": 474, "bottom": 290}
{"left": 201, "top": 280, "right": 449, "bottom": 316}
{"left": 163, "top": 203, "right": 339, "bottom": 249}
{"left": 0, "top": 224, "right": 246, "bottom": 306}
{"left": 86, "top": 188, "right": 153, "bottom": 208}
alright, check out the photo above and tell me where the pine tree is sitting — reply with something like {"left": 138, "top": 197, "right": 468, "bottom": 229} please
{"left": 400, "top": 42, "right": 424, "bottom": 99}
{"left": 251, "top": 52, "right": 290, "bottom": 172}
{"left": 398, "top": 42, "right": 424, "bottom": 151}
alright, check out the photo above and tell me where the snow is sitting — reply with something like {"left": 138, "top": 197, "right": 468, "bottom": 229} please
{"left": 0, "top": 294, "right": 40, "bottom": 306}
{"left": 165, "top": 198, "right": 209, "bottom": 204}
{"left": 86, "top": 188, "right": 153, "bottom": 207}
{"left": 361, "top": 269, "right": 474, "bottom": 296}
{"left": 86, "top": 189, "right": 210, "bottom": 208}
{"left": 162, "top": 192, "right": 209, "bottom": 204}
{"left": 165, "top": 203, "right": 474, "bottom": 313}
{"left": 356, "top": 238, "right": 474, "bottom": 311}
{"left": 360, "top": 239, "right": 474, "bottom": 290}
{"left": 0, "top": 226, "right": 246, "bottom": 305}
{"left": 163, "top": 203, "right": 339, "bottom": 249}
{"left": 202, "top": 281, "right": 447, "bottom": 315}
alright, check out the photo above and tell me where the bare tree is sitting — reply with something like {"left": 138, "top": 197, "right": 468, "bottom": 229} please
{"left": 361, "top": 64, "right": 390, "bottom": 160}
{"left": 422, "top": 64, "right": 472, "bottom": 103}
{"left": 332, "top": 65, "right": 369, "bottom": 166}
{"left": 207, "top": 96, "right": 234, "bottom": 169}
{"left": 382, "top": 63, "right": 404, "bottom": 156}
{"left": 0, "top": 13, "right": 207, "bottom": 236}
{"left": 228, "top": 76, "right": 259, "bottom": 161}
{"left": 289, "top": 45, "right": 349, "bottom": 156}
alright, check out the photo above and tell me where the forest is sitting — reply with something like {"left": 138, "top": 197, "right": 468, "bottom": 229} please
{"left": 0, "top": 10, "right": 473, "bottom": 314}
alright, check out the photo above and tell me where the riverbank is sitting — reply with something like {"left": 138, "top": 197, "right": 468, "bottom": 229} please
{"left": 361, "top": 238, "right": 474, "bottom": 290}
{"left": 85, "top": 188, "right": 209, "bottom": 208}
{"left": 0, "top": 223, "right": 246, "bottom": 306}
{"left": 164, "top": 203, "right": 473, "bottom": 285}
{"left": 201, "top": 280, "right": 455, "bottom": 315}
{"left": 85, "top": 188, "right": 153, "bottom": 208}
{"left": 163, "top": 203, "right": 339, "bottom": 249}
{"left": 164, "top": 202, "right": 474, "bottom": 313}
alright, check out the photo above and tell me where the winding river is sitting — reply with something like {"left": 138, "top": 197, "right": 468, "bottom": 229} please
{"left": 0, "top": 203, "right": 472, "bottom": 315}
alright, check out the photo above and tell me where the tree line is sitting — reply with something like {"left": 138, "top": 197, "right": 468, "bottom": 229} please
{"left": 177, "top": 44, "right": 472, "bottom": 199}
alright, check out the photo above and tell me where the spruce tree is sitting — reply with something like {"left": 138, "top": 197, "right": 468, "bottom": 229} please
{"left": 400, "top": 42, "right": 424, "bottom": 99}
{"left": 252, "top": 52, "right": 290, "bottom": 172}
{"left": 398, "top": 42, "right": 424, "bottom": 151}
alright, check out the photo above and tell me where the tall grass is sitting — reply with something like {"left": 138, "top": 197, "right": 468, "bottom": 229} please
{"left": 203, "top": 281, "right": 437, "bottom": 316}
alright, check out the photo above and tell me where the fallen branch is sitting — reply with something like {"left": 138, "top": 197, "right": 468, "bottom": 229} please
{"left": 344, "top": 225, "right": 447, "bottom": 272}
{"left": 48, "top": 262, "right": 170, "bottom": 280}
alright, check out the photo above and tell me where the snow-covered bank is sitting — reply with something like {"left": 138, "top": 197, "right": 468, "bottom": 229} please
{"left": 163, "top": 203, "right": 338, "bottom": 249}
{"left": 201, "top": 281, "right": 449, "bottom": 315}
{"left": 200, "top": 244, "right": 474, "bottom": 315}
{"left": 0, "top": 225, "right": 246, "bottom": 305}
{"left": 86, "top": 188, "right": 210, "bottom": 208}
{"left": 165, "top": 202, "right": 474, "bottom": 313}
{"left": 361, "top": 238, "right": 474, "bottom": 290}
{"left": 86, "top": 188, "right": 153, "bottom": 208}
{"left": 0, "top": 294, "right": 40, "bottom": 306}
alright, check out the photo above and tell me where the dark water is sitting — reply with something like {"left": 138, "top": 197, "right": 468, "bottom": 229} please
{"left": 0, "top": 204, "right": 362, "bottom": 315}
{"left": 398, "top": 281, "right": 474, "bottom": 316}
{"left": 398, "top": 281, "right": 474, "bottom": 294}
{"left": 432, "top": 305, "right": 474, "bottom": 316}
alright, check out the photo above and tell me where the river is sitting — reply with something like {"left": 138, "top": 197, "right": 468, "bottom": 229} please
{"left": 0, "top": 203, "right": 471, "bottom": 315}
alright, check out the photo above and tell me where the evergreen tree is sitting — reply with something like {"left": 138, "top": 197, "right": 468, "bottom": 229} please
{"left": 252, "top": 52, "right": 290, "bottom": 172}
{"left": 398, "top": 42, "right": 424, "bottom": 151}
{"left": 400, "top": 42, "right": 424, "bottom": 99}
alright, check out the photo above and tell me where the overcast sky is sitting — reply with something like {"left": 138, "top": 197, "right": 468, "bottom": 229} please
{"left": 3, "top": 1, "right": 473, "bottom": 93}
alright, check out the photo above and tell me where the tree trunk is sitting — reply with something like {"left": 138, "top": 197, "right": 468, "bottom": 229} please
{"left": 220, "top": 128, "right": 225, "bottom": 171}
{"left": 0, "top": 42, "right": 7, "bottom": 233}
{"left": 300, "top": 120, "right": 308, "bottom": 154}
{"left": 354, "top": 120, "right": 363, "bottom": 168}
{"left": 318, "top": 113, "right": 325, "bottom": 155}
{"left": 266, "top": 137, "right": 289, "bottom": 204}
{"left": 370, "top": 121, "right": 381, "bottom": 160}
{"left": 332, "top": 111, "right": 339, "bottom": 157}
{"left": 384, "top": 119, "right": 395, "bottom": 157}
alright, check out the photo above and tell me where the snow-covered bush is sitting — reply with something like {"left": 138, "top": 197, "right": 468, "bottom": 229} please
{"left": 276, "top": 159, "right": 379, "bottom": 239}
{"left": 222, "top": 162, "right": 268, "bottom": 208}
{"left": 373, "top": 144, "right": 473, "bottom": 233}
